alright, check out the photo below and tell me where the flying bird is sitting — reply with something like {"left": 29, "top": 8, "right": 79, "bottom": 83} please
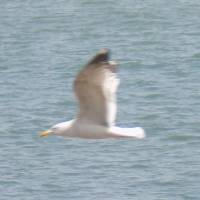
{"left": 40, "top": 49, "right": 145, "bottom": 139}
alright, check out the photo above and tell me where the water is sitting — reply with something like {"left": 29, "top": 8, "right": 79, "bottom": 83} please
{"left": 1, "top": 0, "right": 200, "bottom": 199}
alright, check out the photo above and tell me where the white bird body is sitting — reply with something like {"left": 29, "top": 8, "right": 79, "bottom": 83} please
{"left": 40, "top": 49, "right": 145, "bottom": 139}
{"left": 52, "top": 120, "right": 145, "bottom": 139}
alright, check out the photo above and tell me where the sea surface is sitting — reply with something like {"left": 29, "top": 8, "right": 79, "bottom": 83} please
{"left": 0, "top": 1, "right": 200, "bottom": 199}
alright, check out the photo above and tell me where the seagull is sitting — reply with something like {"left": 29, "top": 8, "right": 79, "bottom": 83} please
{"left": 40, "top": 49, "right": 145, "bottom": 139}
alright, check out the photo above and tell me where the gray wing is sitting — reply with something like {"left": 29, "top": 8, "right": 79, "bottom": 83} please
{"left": 74, "top": 49, "right": 120, "bottom": 127}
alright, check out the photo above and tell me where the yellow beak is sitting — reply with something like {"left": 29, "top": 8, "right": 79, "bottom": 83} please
{"left": 40, "top": 130, "right": 52, "bottom": 137}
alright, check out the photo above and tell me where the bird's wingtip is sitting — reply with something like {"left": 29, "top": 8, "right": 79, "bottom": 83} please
{"left": 88, "top": 48, "right": 110, "bottom": 65}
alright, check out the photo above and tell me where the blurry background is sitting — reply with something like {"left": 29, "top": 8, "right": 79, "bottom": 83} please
{"left": 0, "top": 0, "right": 200, "bottom": 199}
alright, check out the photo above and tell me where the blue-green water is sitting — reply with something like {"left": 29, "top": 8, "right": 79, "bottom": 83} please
{"left": 1, "top": 1, "right": 200, "bottom": 199}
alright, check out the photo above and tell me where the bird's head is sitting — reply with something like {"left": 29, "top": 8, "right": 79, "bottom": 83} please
{"left": 40, "top": 121, "right": 73, "bottom": 137}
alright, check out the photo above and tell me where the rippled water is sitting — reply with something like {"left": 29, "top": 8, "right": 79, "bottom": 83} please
{"left": 1, "top": 1, "right": 200, "bottom": 199}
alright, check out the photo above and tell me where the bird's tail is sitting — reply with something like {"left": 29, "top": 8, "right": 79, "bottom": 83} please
{"left": 109, "top": 126, "right": 145, "bottom": 139}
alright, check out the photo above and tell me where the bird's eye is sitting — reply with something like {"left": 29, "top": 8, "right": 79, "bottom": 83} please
{"left": 52, "top": 127, "right": 58, "bottom": 131}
